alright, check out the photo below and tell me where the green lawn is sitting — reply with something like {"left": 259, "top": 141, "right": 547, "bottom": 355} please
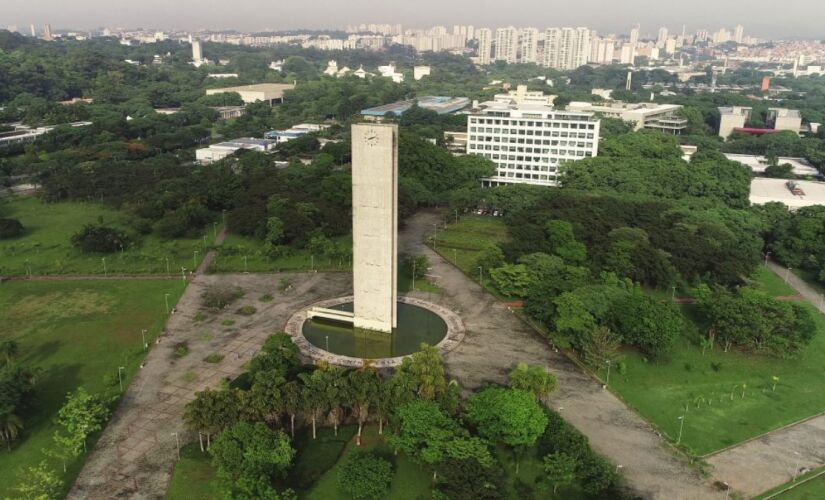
{"left": 0, "top": 197, "right": 210, "bottom": 275}
{"left": 210, "top": 233, "right": 352, "bottom": 273}
{"left": 601, "top": 302, "right": 825, "bottom": 455}
{"left": 756, "top": 468, "right": 825, "bottom": 499}
{"left": 0, "top": 279, "right": 184, "bottom": 497}
{"left": 748, "top": 266, "right": 798, "bottom": 297}
{"left": 165, "top": 444, "right": 222, "bottom": 500}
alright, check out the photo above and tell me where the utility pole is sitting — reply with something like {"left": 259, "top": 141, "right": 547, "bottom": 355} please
{"left": 141, "top": 329, "right": 147, "bottom": 350}
{"left": 164, "top": 293, "right": 171, "bottom": 314}
{"left": 676, "top": 415, "right": 685, "bottom": 444}
{"left": 118, "top": 366, "right": 125, "bottom": 392}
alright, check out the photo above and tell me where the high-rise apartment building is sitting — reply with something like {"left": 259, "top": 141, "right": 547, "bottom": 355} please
{"left": 477, "top": 28, "right": 493, "bottom": 65}
{"left": 466, "top": 100, "right": 600, "bottom": 187}
{"left": 43, "top": 24, "right": 53, "bottom": 41}
{"left": 192, "top": 40, "right": 203, "bottom": 64}
{"left": 629, "top": 24, "right": 640, "bottom": 47}
{"left": 657, "top": 27, "right": 669, "bottom": 47}
{"left": 519, "top": 28, "right": 539, "bottom": 64}
{"left": 495, "top": 27, "right": 519, "bottom": 63}
{"left": 589, "top": 37, "right": 615, "bottom": 64}
{"left": 734, "top": 25, "right": 744, "bottom": 43}
{"left": 543, "top": 27, "right": 590, "bottom": 70}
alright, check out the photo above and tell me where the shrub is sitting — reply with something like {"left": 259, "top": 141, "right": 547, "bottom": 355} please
{"left": 337, "top": 451, "right": 394, "bottom": 500}
{"left": 173, "top": 342, "right": 190, "bottom": 358}
{"left": 236, "top": 305, "right": 257, "bottom": 316}
{"left": 222, "top": 319, "right": 236, "bottom": 327}
{"left": 201, "top": 286, "right": 244, "bottom": 310}
{"left": 204, "top": 353, "right": 224, "bottom": 363}
{"left": 0, "top": 218, "right": 23, "bottom": 239}
{"left": 259, "top": 293, "right": 274, "bottom": 302}
{"left": 71, "top": 224, "right": 130, "bottom": 253}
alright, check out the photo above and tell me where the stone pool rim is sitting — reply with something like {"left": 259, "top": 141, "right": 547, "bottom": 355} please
{"left": 284, "top": 295, "right": 465, "bottom": 368}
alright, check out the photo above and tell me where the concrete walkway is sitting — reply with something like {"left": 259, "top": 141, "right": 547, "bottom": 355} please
{"left": 68, "top": 272, "right": 351, "bottom": 499}
{"left": 403, "top": 210, "right": 721, "bottom": 500}
{"left": 706, "top": 261, "right": 825, "bottom": 498}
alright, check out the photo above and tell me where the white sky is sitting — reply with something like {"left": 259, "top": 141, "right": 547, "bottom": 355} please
{"left": 3, "top": 0, "right": 824, "bottom": 39}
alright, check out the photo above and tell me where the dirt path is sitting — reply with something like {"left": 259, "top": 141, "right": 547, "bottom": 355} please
{"left": 68, "top": 272, "right": 351, "bottom": 499}
{"left": 706, "top": 262, "right": 825, "bottom": 498}
{"left": 402, "top": 210, "right": 721, "bottom": 500}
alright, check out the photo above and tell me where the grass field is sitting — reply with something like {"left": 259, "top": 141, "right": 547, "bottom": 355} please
{"left": 600, "top": 300, "right": 825, "bottom": 455}
{"left": 210, "top": 233, "right": 352, "bottom": 274}
{"left": 0, "top": 279, "right": 184, "bottom": 497}
{"left": 0, "top": 197, "right": 210, "bottom": 275}
{"left": 748, "top": 266, "right": 798, "bottom": 297}
{"left": 756, "top": 468, "right": 825, "bottom": 499}
{"left": 165, "top": 444, "right": 222, "bottom": 500}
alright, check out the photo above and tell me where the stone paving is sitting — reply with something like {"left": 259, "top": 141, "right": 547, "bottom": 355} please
{"left": 68, "top": 272, "right": 351, "bottom": 499}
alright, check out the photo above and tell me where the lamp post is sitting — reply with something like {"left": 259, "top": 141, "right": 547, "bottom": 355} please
{"left": 454, "top": 209, "right": 459, "bottom": 224}
{"left": 723, "top": 482, "right": 730, "bottom": 500}
{"left": 325, "top": 336, "right": 329, "bottom": 352}
{"left": 117, "top": 366, "right": 125, "bottom": 392}
{"left": 604, "top": 360, "right": 611, "bottom": 388}
{"left": 764, "top": 251, "right": 771, "bottom": 266}
{"left": 793, "top": 451, "right": 801, "bottom": 481}
{"left": 193, "top": 250, "right": 199, "bottom": 269}
{"left": 615, "top": 464, "right": 623, "bottom": 473}
{"left": 412, "top": 259, "right": 416, "bottom": 291}
{"left": 477, "top": 266, "right": 483, "bottom": 284}
{"left": 141, "top": 329, "right": 147, "bottom": 350}
{"left": 785, "top": 267, "right": 793, "bottom": 283}
{"left": 165, "top": 257, "right": 170, "bottom": 277}
{"left": 164, "top": 293, "right": 171, "bottom": 314}
{"left": 433, "top": 223, "right": 438, "bottom": 249}
{"left": 676, "top": 415, "right": 685, "bottom": 444}
{"left": 180, "top": 267, "right": 186, "bottom": 283}
{"left": 452, "top": 249, "right": 457, "bottom": 265}
{"left": 171, "top": 432, "right": 180, "bottom": 460}
{"left": 243, "top": 256, "right": 248, "bottom": 273}
{"left": 102, "top": 257, "right": 107, "bottom": 277}
{"left": 213, "top": 222, "right": 217, "bottom": 240}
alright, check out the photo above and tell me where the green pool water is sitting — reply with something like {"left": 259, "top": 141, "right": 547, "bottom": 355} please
{"left": 302, "top": 302, "right": 447, "bottom": 358}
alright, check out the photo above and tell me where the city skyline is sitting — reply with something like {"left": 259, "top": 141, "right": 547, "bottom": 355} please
{"left": 4, "top": 0, "right": 825, "bottom": 39}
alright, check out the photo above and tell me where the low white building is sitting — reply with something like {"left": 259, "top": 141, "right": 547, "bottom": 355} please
{"left": 377, "top": 64, "right": 404, "bottom": 83}
{"left": 750, "top": 178, "right": 825, "bottom": 209}
{"left": 466, "top": 101, "right": 600, "bottom": 187}
{"left": 264, "top": 123, "right": 330, "bottom": 144}
{"left": 566, "top": 101, "right": 687, "bottom": 134}
{"left": 195, "top": 138, "right": 275, "bottom": 164}
{"left": 205, "top": 83, "right": 295, "bottom": 105}
{"left": 724, "top": 154, "right": 819, "bottom": 177}
{"left": 413, "top": 66, "right": 431, "bottom": 80}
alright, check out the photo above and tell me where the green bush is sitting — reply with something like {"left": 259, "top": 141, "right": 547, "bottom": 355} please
{"left": 173, "top": 342, "right": 190, "bottom": 358}
{"left": 236, "top": 305, "right": 257, "bottom": 316}
{"left": 204, "top": 353, "right": 224, "bottom": 363}
{"left": 71, "top": 224, "right": 130, "bottom": 253}
{"left": 0, "top": 218, "right": 23, "bottom": 239}
{"left": 336, "top": 451, "right": 394, "bottom": 500}
{"left": 201, "top": 286, "right": 244, "bottom": 310}
{"left": 259, "top": 293, "right": 274, "bottom": 302}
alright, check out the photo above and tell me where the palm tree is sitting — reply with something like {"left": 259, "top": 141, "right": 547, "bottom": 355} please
{"left": 281, "top": 381, "right": 303, "bottom": 439}
{"left": 0, "top": 340, "right": 19, "bottom": 366}
{"left": 348, "top": 366, "right": 380, "bottom": 445}
{"left": 325, "top": 367, "right": 348, "bottom": 437}
{"left": 0, "top": 412, "right": 23, "bottom": 451}
{"left": 298, "top": 370, "right": 328, "bottom": 439}
{"left": 248, "top": 371, "right": 285, "bottom": 425}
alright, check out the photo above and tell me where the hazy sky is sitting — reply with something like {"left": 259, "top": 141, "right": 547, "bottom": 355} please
{"left": 4, "top": 0, "right": 824, "bottom": 39}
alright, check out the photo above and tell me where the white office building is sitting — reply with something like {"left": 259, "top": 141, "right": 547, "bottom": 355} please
{"left": 466, "top": 101, "right": 600, "bottom": 187}
{"left": 495, "top": 27, "right": 519, "bottom": 63}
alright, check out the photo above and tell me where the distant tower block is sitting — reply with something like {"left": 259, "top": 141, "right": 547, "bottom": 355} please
{"left": 192, "top": 40, "right": 203, "bottom": 64}
{"left": 351, "top": 123, "right": 398, "bottom": 333}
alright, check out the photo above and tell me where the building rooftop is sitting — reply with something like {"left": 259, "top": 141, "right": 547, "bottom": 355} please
{"left": 361, "top": 96, "right": 470, "bottom": 116}
{"left": 750, "top": 178, "right": 825, "bottom": 209}
{"left": 725, "top": 154, "right": 819, "bottom": 176}
{"left": 719, "top": 106, "right": 753, "bottom": 116}
{"left": 768, "top": 108, "right": 802, "bottom": 118}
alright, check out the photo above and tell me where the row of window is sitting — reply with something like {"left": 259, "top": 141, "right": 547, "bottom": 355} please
{"left": 470, "top": 117, "right": 596, "bottom": 128}
{"left": 471, "top": 146, "right": 592, "bottom": 159}
{"left": 469, "top": 128, "right": 595, "bottom": 139}
{"left": 469, "top": 138, "right": 594, "bottom": 149}
{"left": 494, "top": 164, "right": 558, "bottom": 172}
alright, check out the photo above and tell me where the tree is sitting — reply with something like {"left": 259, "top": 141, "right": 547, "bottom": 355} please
{"left": 336, "top": 451, "right": 394, "bottom": 500}
{"left": 184, "top": 389, "right": 241, "bottom": 451}
{"left": 348, "top": 366, "right": 381, "bottom": 445}
{"left": 508, "top": 363, "right": 557, "bottom": 403}
{"left": 209, "top": 422, "right": 295, "bottom": 500}
{"left": 71, "top": 224, "right": 130, "bottom": 253}
{"left": 465, "top": 388, "right": 548, "bottom": 472}
{"left": 0, "top": 340, "right": 19, "bottom": 366}
{"left": 578, "top": 326, "right": 621, "bottom": 369}
{"left": 475, "top": 245, "right": 505, "bottom": 271}
{"left": 435, "top": 457, "right": 505, "bottom": 500}
{"left": 248, "top": 333, "right": 301, "bottom": 378}
{"left": 56, "top": 387, "right": 110, "bottom": 453}
{"left": 543, "top": 452, "right": 577, "bottom": 494}
{"left": 299, "top": 369, "right": 329, "bottom": 439}
{"left": 248, "top": 370, "right": 285, "bottom": 425}
{"left": 281, "top": 381, "right": 303, "bottom": 439}
{"left": 0, "top": 218, "right": 23, "bottom": 239}
{"left": 0, "top": 412, "right": 23, "bottom": 451}
{"left": 545, "top": 220, "right": 586, "bottom": 264}
{"left": 387, "top": 400, "right": 462, "bottom": 480}
{"left": 394, "top": 344, "right": 447, "bottom": 401}
{"left": 608, "top": 288, "right": 684, "bottom": 359}
{"left": 489, "top": 264, "right": 533, "bottom": 298}
{"left": 404, "top": 254, "right": 429, "bottom": 281}
{"left": 12, "top": 461, "right": 63, "bottom": 500}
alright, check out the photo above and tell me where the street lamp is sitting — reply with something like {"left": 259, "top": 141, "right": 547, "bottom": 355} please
{"left": 723, "top": 482, "right": 730, "bottom": 500}
{"left": 193, "top": 250, "right": 199, "bottom": 269}
{"left": 785, "top": 267, "right": 793, "bottom": 283}
{"left": 213, "top": 222, "right": 218, "bottom": 239}
{"left": 604, "top": 360, "right": 611, "bottom": 388}
{"left": 117, "top": 366, "right": 125, "bottom": 392}
{"left": 433, "top": 224, "right": 438, "bottom": 249}
{"left": 243, "top": 256, "right": 248, "bottom": 273}
{"left": 165, "top": 257, "right": 170, "bottom": 277}
{"left": 477, "top": 266, "right": 483, "bottom": 284}
{"left": 793, "top": 451, "right": 801, "bottom": 481}
{"left": 676, "top": 415, "right": 685, "bottom": 444}
{"left": 164, "top": 293, "right": 171, "bottom": 314}
{"left": 764, "top": 251, "right": 771, "bottom": 266}
{"left": 615, "top": 464, "right": 624, "bottom": 473}
{"left": 141, "top": 329, "right": 148, "bottom": 350}
{"left": 412, "top": 259, "right": 417, "bottom": 291}
{"left": 102, "top": 257, "right": 107, "bottom": 277}
{"left": 171, "top": 432, "right": 181, "bottom": 460}
{"left": 181, "top": 267, "right": 187, "bottom": 282}
{"left": 325, "top": 335, "right": 329, "bottom": 352}
{"left": 671, "top": 286, "right": 676, "bottom": 301}
{"left": 452, "top": 249, "right": 457, "bottom": 265}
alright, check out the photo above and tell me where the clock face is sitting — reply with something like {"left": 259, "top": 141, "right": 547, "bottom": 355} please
{"left": 364, "top": 129, "right": 379, "bottom": 146}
